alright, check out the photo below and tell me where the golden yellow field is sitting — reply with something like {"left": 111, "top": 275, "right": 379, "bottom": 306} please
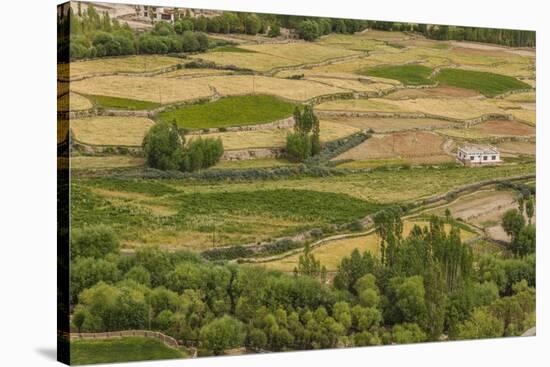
{"left": 316, "top": 97, "right": 531, "bottom": 121}
{"left": 317, "top": 34, "right": 397, "bottom": 52}
{"left": 71, "top": 155, "right": 145, "bottom": 170}
{"left": 206, "top": 120, "right": 360, "bottom": 150}
{"left": 191, "top": 42, "right": 360, "bottom": 72}
{"left": 70, "top": 74, "right": 348, "bottom": 104}
{"left": 57, "top": 92, "right": 92, "bottom": 112}
{"left": 66, "top": 55, "right": 183, "bottom": 78}
{"left": 322, "top": 116, "right": 459, "bottom": 132}
{"left": 260, "top": 220, "right": 477, "bottom": 272}
{"left": 503, "top": 92, "right": 536, "bottom": 103}
{"left": 70, "top": 116, "right": 154, "bottom": 146}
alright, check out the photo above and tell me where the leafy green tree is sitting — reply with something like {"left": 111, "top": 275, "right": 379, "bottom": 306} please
{"left": 502, "top": 209, "right": 525, "bottom": 242}
{"left": 125, "top": 266, "right": 151, "bottom": 287}
{"left": 268, "top": 23, "right": 281, "bottom": 37}
{"left": 244, "top": 14, "right": 262, "bottom": 35}
{"left": 454, "top": 308, "right": 504, "bottom": 340}
{"left": 391, "top": 323, "right": 427, "bottom": 344}
{"left": 142, "top": 121, "right": 183, "bottom": 170}
{"left": 513, "top": 225, "right": 535, "bottom": 257}
{"left": 71, "top": 225, "right": 120, "bottom": 259}
{"left": 286, "top": 132, "right": 311, "bottom": 162}
{"left": 298, "top": 20, "right": 320, "bottom": 41}
{"left": 70, "top": 257, "right": 120, "bottom": 303}
{"left": 294, "top": 243, "right": 327, "bottom": 281}
{"left": 525, "top": 196, "right": 535, "bottom": 225}
{"left": 199, "top": 316, "right": 246, "bottom": 355}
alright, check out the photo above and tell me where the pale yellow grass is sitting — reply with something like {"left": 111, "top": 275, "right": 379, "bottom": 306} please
{"left": 70, "top": 75, "right": 213, "bottom": 104}
{"left": 71, "top": 116, "right": 154, "bottom": 146}
{"left": 193, "top": 42, "right": 360, "bottom": 72}
{"left": 306, "top": 77, "right": 396, "bottom": 93}
{"left": 204, "top": 75, "right": 347, "bottom": 101}
{"left": 317, "top": 34, "right": 395, "bottom": 52}
{"left": 57, "top": 92, "right": 93, "bottom": 112}
{"left": 324, "top": 116, "right": 459, "bottom": 132}
{"left": 206, "top": 120, "right": 360, "bottom": 150}
{"left": 317, "top": 97, "right": 513, "bottom": 121}
{"left": 511, "top": 110, "right": 536, "bottom": 125}
{"left": 71, "top": 74, "right": 346, "bottom": 104}
{"left": 503, "top": 92, "right": 536, "bottom": 103}
{"left": 71, "top": 155, "right": 145, "bottom": 170}
{"left": 68, "top": 55, "right": 183, "bottom": 78}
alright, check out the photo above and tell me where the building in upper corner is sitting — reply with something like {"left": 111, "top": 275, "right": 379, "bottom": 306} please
{"left": 457, "top": 144, "right": 502, "bottom": 166}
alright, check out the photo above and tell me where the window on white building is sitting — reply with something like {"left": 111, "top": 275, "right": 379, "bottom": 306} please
{"left": 470, "top": 156, "right": 474, "bottom": 160}
{"left": 483, "top": 156, "right": 488, "bottom": 161}
{"left": 492, "top": 156, "right": 496, "bottom": 160}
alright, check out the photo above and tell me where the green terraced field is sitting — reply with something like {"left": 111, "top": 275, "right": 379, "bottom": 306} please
{"left": 436, "top": 69, "right": 531, "bottom": 97}
{"left": 359, "top": 64, "right": 435, "bottom": 85}
{"left": 157, "top": 95, "right": 296, "bottom": 129}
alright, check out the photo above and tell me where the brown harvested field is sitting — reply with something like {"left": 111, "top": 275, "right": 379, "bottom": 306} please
{"left": 305, "top": 77, "right": 395, "bottom": 93}
{"left": 472, "top": 120, "right": 535, "bottom": 136}
{"left": 71, "top": 74, "right": 347, "bottom": 104}
{"left": 71, "top": 156, "right": 145, "bottom": 170}
{"left": 323, "top": 116, "right": 460, "bottom": 132}
{"left": 386, "top": 86, "right": 479, "bottom": 99}
{"left": 206, "top": 120, "right": 360, "bottom": 150}
{"left": 497, "top": 141, "right": 536, "bottom": 155}
{"left": 450, "top": 46, "right": 513, "bottom": 58}
{"left": 424, "top": 190, "right": 517, "bottom": 226}
{"left": 260, "top": 220, "right": 476, "bottom": 272}
{"left": 70, "top": 116, "right": 154, "bottom": 146}
{"left": 334, "top": 131, "right": 452, "bottom": 163}
{"left": 67, "top": 55, "right": 183, "bottom": 78}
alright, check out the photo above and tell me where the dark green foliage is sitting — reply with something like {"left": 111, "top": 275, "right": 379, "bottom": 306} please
{"left": 436, "top": 69, "right": 531, "bottom": 97}
{"left": 286, "top": 132, "right": 312, "bottom": 162}
{"left": 66, "top": 6, "right": 210, "bottom": 60}
{"left": 298, "top": 20, "right": 321, "bottom": 41}
{"left": 199, "top": 316, "right": 246, "bottom": 355}
{"left": 268, "top": 24, "right": 281, "bottom": 37}
{"left": 142, "top": 121, "right": 223, "bottom": 172}
{"left": 71, "top": 225, "right": 120, "bottom": 259}
{"left": 286, "top": 105, "right": 321, "bottom": 162}
{"left": 294, "top": 243, "right": 327, "bottom": 281}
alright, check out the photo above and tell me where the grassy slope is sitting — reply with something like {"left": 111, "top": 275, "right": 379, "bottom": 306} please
{"left": 211, "top": 45, "right": 257, "bottom": 53}
{"left": 70, "top": 337, "right": 186, "bottom": 365}
{"left": 436, "top": 69, "right": 531, "bottom": 97}
{"left": 360, "top": 64, "right": 435, "bottom": 85}
{"left": 87, "top": 94, "right": 161, "bottom": 110}
{"left": 158, "top": 95, "right": 296, "bottom": 129}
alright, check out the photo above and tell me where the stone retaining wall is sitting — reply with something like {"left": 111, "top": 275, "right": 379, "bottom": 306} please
{"left": 222, "top": 147, "right": 285, "bottom": 161}
{"left": 189, "top": 116, "right": 294, "bottom": 134}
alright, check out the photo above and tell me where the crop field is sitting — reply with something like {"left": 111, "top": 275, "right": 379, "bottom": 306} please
{"left": 71, "top": 74, "right": 347, "bottom": 104}
{"left": 158, "top": 95, "right": 296, "bottom": 129}
{"left": 71, "top": 183, "right": 384, "bottom": 249}
{"left": 435, "top": 69, "right": 532, "bottom": 97}
{"left": 359, "top": 64, "right": 435, "bottom": 85}
{"left": 206, "top": 120, "right": 360, "bottom": 150}
{"left": 385, "top": 86, "right": 479, "bottom": 99}
{"left": 261, "top": 220, "right": 477, "bottom": 272}
{"left": 322, "top": 116, "right": 460, "bottom": 132}
{"left": 316, "top": 97, "right": 531, "bottom": 121}
{"left": 317, "top": 34, "right": 396, "bottom": 52}
{"left": 57, "top": 92, "right": 92, "bottom": 112}
{"left": 191, "top": 42, "right": 360, "bottom": 72}
{"left": 86, "top": 94, "right": 161, "bottom": 110}
{"left": 504, "top": 92, "right": 536, "bottom": 103}
{"left": 158, "top": 68, "right": 234, "bottom": 78}
{"left": 334, "top": 131, "right": 452, "bottom": 164}
{"left": 70, "top": 116, "right": 154, "bottom": 146}
{"left": 71, "top": 155, "right": 145, "bottom": 170}
{"left": 304, "top": 77, "right": 395, "bottom": 93}
{"left": 438, "top": 120, "right": 535, "bottom": 140}
{"left": 66, "top": 55, "right": 183, "bottom": 78}
{"left": 70, "top": 337, "right": 186, "bottom": 365}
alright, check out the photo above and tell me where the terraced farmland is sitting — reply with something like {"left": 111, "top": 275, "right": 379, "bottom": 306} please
{"left": 70, "top": 116, "right": 154, "bottom": 146}
{"left": 64, "top": 55, "right": 184, "bottom": 78}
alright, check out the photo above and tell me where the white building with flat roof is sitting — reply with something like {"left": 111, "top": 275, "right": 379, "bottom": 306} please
{"left": 457, "top": 144, "right": 501, "bottom": 166}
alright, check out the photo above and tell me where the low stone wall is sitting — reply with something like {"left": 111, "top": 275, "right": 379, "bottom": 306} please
{"left": 222, "top": 147, "right": 285, "bottom": 161}
{"left": 315, "top": 110, "right": 514, "bottom": 127}
{"left": 189, "top": 116, "right": 295, "bottom": 134}
{"left": 70, "top": 330, "right": 179, "bottom": 349}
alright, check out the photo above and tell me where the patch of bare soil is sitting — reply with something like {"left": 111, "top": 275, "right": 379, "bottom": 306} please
{"left": 450, "top": 46, "right": 511, "bottom": 58}
{"left": 386, "top": 86, "right": 479, "bottom": 99}
{"left": 472, "top": 120, "right": 535, "bottom": 136}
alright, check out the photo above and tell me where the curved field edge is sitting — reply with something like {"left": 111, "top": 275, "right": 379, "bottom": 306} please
{"left": 157, "top": 95, "right": 296, "bottom": 129}
{"left": 70, "top": 337, "right": 187, "bottom": 365}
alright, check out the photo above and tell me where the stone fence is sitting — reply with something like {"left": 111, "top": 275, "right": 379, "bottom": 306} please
{"left": 222, "top": 147, "right": 285, "bottom": 161}
{"left": 70, "top": 330, "right": 179, "bottom": 349}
